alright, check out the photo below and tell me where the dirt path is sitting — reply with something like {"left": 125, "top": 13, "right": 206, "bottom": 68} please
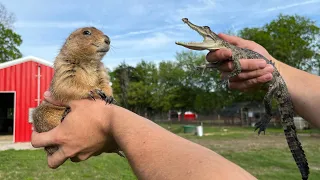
{"left": 0, "top": 135, "right": 38, "bottom": 151}
{"left": 189, "top": 134, "right": 319, "bottom": 154}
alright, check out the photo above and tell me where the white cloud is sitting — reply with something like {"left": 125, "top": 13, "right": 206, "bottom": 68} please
{"left": 264, "top": 0, "right": 320, "bottom": 12}
{"left": 198, "top": 0, "right": 216, "bottom": 6}
{"left": 105, "top": 55, "right": 175, "bottom": 70}
{"left": 128, "top": 4, "right": 148, "bottom": 16}
{"left": 19, "top": 44, "right": 60, "bottom": 61}
{"left": 14, "top": 21, "right": 109, "bottom": 29}
{"left": 112, "top": 32, "right": 176, "bottom": 51}
{"left": 138, "top": 33, "right": 173, "bottom": 48}
{"left": 112, "top": 24, "right": 185, "bottom": 39}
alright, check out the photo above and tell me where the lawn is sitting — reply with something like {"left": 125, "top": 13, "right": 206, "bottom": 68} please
{"left": 0, "top": 124, "right": 319, "bottom": 180}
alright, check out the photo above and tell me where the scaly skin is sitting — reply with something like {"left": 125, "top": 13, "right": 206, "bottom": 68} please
{"left": 175, "top": 18, "right": 309, "bottom": 180}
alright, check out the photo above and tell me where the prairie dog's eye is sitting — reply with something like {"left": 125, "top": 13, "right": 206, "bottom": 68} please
{"left": 83, "top": 30, "right": 91, "bottom": 35}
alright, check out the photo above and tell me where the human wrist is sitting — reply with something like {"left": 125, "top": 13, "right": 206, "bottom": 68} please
{"left": 94, "top": 102, "right": 125, "bottom": 153}
{"left": 107, "top": 105, "right": 134, "bottom": 147}
{"left": 99, "top": 102, "right": 117, "bottom": 136}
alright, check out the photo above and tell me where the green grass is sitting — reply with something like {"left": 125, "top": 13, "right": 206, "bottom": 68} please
{"left": 0, "top": 150, "right": 136, "bottom": 180}
{"left": 0, "top": 124, "right": 319, "bottom": 180}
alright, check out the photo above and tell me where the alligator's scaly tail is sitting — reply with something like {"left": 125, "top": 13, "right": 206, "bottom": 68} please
{"left": 277, "top": 82, "right": 309, "bottom": 180}
{"left": 283, "top": 127, "right": 309, "bottom": 180}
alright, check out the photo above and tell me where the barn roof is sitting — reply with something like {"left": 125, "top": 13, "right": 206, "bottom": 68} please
{"left": 0, "top": 55, "right": 53, "bottom": 69}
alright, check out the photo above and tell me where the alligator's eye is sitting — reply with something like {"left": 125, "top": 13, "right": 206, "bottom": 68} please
{"left": 83, "top": 30, "right": 91, "bottom": 35}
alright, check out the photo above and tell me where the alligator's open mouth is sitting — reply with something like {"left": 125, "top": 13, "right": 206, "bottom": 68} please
{"left": 175, "top": 18, "right": 222, "bottom": 51}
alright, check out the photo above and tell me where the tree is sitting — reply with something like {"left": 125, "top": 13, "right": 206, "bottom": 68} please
{"left": 127, "top": 60, "right": 158, "bottom": 115}
{"left": 0, "top": 24, "right": 23, "bottom": 63}
{"left": 156, "top": 60, "right": 186, "bottom": 112}
{"left": 0, "top": 3, "right": 22, "bottom": 63}
{"left": 174, "top": 50, "right": 236, "bottom": 113}
{"left": 110, "top": 61, "right": 136, "bottom": 109}
{"left": 239, "top": 14, "right": 320, "bottom": 72}
{"left": 0, "top": 3, "right": 15, "bottom": 29}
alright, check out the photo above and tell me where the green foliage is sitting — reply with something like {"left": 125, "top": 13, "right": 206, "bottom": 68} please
{"left": 111, "top": 51, "right": 233, "bottom": 116}
{"left": 239, "top": 14, "right": 320, "bottom": 72}
{"left": 127, "top": 60, "right": 158, "bottom": 114}
{"left": 110, "top": 62, "right": 136, "bottom": 109}
{"left": 0, "top": 23, "right": 23, "bottom": 63}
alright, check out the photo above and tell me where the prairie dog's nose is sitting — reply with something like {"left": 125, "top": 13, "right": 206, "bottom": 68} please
{"left": 104, "top": 35, "right": 110, "bottom": 45}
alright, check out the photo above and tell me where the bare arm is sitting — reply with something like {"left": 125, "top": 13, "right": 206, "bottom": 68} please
{"left": 31, "top": 95, "right": 256, "bottom": 180}
{"left": 206, "top": 33, "right": 320, "bottom": 128}
{"left": 274, "top": 60, "right": 320, "bottom": 127}
{"left": 111, "top": 105, "right": 256, "bottom": 180}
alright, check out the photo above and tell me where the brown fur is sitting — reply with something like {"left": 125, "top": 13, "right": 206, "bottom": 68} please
{"left": 32, "top": 27, "right": 113, "bottom": 155}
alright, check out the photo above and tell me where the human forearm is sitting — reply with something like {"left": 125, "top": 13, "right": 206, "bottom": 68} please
{"left": 274, "top": 59, "right": 320, "bottom": 127}
{"left": 110, "top": 105, "right": 256, "bottom": 180}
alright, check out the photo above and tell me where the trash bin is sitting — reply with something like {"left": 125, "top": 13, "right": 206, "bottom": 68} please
{"left": 196, "top": 125, "right": 203, "bottom": 137}
{"left": 183, "top": 125, "right": 196, "bottom": 133}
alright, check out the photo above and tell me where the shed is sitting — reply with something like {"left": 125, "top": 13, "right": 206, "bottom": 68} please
{"left": 0, "top": 56, "right": 54, "bottom": 142}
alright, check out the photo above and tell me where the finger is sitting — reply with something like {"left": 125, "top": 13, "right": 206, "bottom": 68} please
{"left": 241, "top": 83, "right": 268, "bottom": 92}
{"left": 31, "top": 130, "right": 57, "bottom": 148}
{"left": 47, "top": 148, "right": 68, "bottom": 169}
{"left": 70, "top": 152, "right": 92, "bottom": 162}
{"left": 229, "top": 64, "right": 274, "bottom": 82}
{"left": 228, "top": 73, "right": 273, "bottom": 90}
{"left": 44, "top": 91, "right": 66, "bottom": 106}
{"left": 206, "top": 49, "right": 232, "bottom": 62}
{"left": 219, "top": 59, "right": 268, "bottom": 72}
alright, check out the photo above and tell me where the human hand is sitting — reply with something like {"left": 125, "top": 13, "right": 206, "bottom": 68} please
{"left": 206, "top": 33, "right": 275, "bottom": 91}
{"left": 31, "top": 92, "right": 118, "bottom": 169}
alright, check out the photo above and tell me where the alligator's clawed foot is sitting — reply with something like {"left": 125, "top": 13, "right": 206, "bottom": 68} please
{"left": 196, "top": 62, "right": 221, "bottom": 75}
{"left": 195, "top": 65, "right": 207, "bottom": 75}
{"left": 254, "top": 115, "right": 271, "bottom": 135}
{"left": 216, "top": 77, "right": 229, "bottom": 89}
{"left": 254, "top": 121, "right": 266, "bottom": 135}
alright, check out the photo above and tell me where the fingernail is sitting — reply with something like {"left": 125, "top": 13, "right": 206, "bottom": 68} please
{"left": 259, "top": 61, "right": 267, "bottom": 68}
{"left": 44, "top": 91, "right": 51, "bottom": 97}
{"left": 265, "top": 73, "right": 273, "bottom": 81}
{"left": 265, "top": 64, "right": 274, "bottom": 72}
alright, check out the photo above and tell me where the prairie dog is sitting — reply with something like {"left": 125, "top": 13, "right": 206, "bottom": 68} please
{"left": 32, "top": 27, "right": 115, "bottom": 155}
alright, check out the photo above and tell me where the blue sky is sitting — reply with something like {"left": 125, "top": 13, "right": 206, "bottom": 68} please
{"left": 2, "top": 0, "right": 320, "bottom": 70}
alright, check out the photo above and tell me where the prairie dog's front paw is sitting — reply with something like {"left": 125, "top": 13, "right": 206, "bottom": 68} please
{"left": 88, "top": 89, "right": 117, "bottom": 104}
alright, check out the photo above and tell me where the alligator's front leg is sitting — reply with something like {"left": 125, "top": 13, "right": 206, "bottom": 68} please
{"left": 218, "top": 55, "right": 242, "bottom": 87}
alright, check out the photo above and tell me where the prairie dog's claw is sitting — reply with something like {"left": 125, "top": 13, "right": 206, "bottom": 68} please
{"left": 92, "top": 89, "right": 117, "bottom": 105}
{"left": 88, "top": 91, "right": 96, "bottom": 101}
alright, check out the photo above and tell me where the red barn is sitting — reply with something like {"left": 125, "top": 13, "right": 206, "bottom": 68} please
{"left": 0, "top": 56, "right": 54, "bottom": 142}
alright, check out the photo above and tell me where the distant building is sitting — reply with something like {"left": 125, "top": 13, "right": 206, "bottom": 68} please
{"left": 219, "top": 101, "right": 270, "bottom": 126}
{"left": 0, "top": 56, "right": 53, "bottom": 142}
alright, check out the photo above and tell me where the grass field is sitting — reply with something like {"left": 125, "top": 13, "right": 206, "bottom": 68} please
{"left": 0, "top": 124, "right": 319, "bottom": 180}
